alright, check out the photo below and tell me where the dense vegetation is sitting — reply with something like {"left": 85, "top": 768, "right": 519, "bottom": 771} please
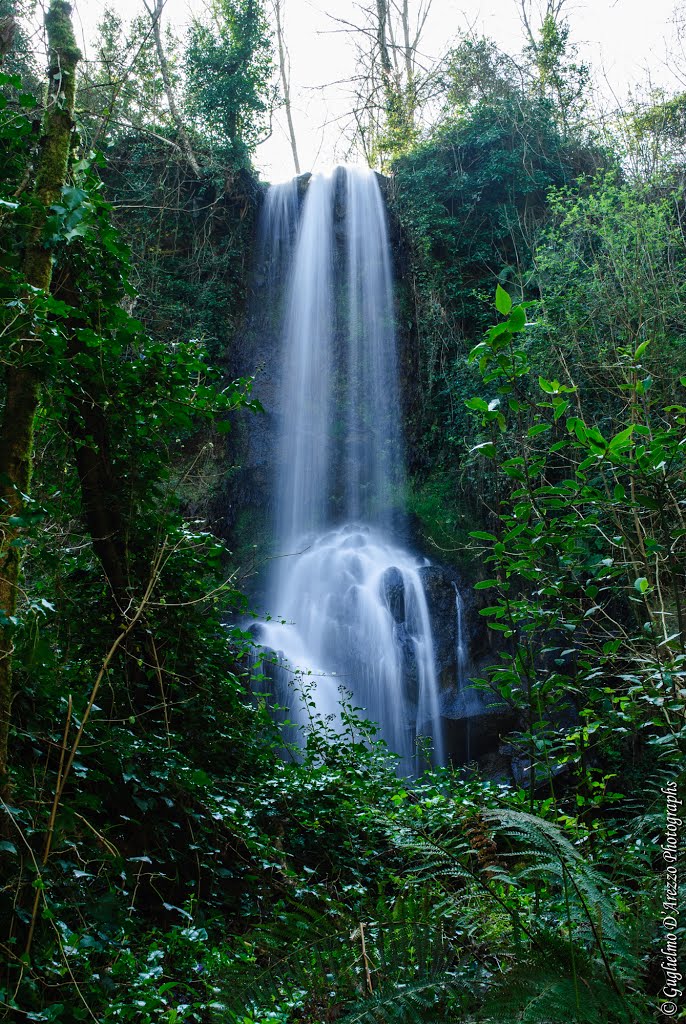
{"left": 0, "top": 1, "right": 684, "bottom": 1022}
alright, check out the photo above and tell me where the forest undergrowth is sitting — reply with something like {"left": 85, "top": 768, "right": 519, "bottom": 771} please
{"left": 1, "top": 0, "right": 685, "bottom": 1020}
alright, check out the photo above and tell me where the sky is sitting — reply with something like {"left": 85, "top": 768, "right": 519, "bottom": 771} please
{"left": 63, "top": 0, "right": 682, "bottom": 180}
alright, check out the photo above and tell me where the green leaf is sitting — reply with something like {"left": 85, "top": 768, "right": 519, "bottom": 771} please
{"left": 465, "top": 397, "right": 488, "bottom": 411}
{"left": 634, "top": 577, "right": 649, "bottom": 594}
{"left": 486, "top": 321, "right": 512, "bottom": 342}
{"left": 567, "top": 417, "right": 588, "bottom": 443}
{"left": 508, "top": 305, "right": 526, "bottom": 332}
{"left": 608, "top": 425, "right": 635, "bottom": 451}
{"left": 527, "top": 423, "right": 550, "bottom": 437}
{"left": 495, "top": 284, "right": 512, "bottom": 315}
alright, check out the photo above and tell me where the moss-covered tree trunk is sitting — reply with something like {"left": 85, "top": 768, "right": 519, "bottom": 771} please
{"left": 0, "top": 0, "right": 80, "bottom": 793}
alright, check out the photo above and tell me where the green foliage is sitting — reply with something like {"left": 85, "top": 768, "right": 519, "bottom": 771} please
{"left": 472, "top": 954, "right": 647, "bottom": 1023}
{"left": 535, "top": 172, "right": 686, "bottom": 408}
{"left": 465, "top": 289, "right": 686, "bottom": 819}
{"left": 77, "top": 7, "right": 168, "bottom": 143}
{"left": 441, "top": 36, "right": 521, "bottom": 116}
{"left": 0, "top": 63, "right": 266, "bottom": 1020}
{"left": 208, "top": 750, "right": 656, "bottom": 1024}
{"left": 628, "top": 90, "right": 686, "bottom": 175}
{"left": 406, "top": 471, "right": 475, "bottom": 563}
{"left": 526, "top": 13, "right": 590, "bottom": 132}
{"left": 185, "top": 0, "right": 274, "bottom": 164}
{"left": 0, "top": 0, "right": 40, "bottom": 87}
{"left": 390, "top": 87, "right": 606, "bottom": 539}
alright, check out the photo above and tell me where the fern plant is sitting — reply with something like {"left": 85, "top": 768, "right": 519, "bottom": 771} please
{"left": 465, "top": 940, "right": 652, "bottom": 1023}
{"left": 211, "top": 789, "right": 656, "bottom": 1024}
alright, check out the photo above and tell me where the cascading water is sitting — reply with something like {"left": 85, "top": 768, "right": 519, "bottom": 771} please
{"left": 257, "top": 166, "right": 443, "bottom": 770}
{"left": 453, "top": 583, "right": 468, "bottom": 686}
{"left": 256, "top": 177, "right": 299, "bottom": 303}
{"left": 451, "top": 581, "right": 487, "bottom": 763}
{"left": 344, "top": 167, "right": 403, "bottom": 525}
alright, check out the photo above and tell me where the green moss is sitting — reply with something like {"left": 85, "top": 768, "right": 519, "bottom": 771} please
{"left": 407, "top": 469, "right": 479, "bottom": 572}
{"left": 44, "top": 0, "right": 80, "bottom": 65}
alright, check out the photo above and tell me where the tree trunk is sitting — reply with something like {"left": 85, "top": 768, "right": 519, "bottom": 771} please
{"left": 63, "top": 333, "right": 130, "bottom": 610}
{"left": 274, "top": 0, "right": 300, "bottom": 174}
{"left": 146, "top": 0, "right": 201, "bottom": 178}
{"left": 0, "top": 0, "right": 80, "bottom": 793}
{"left": 0, "top": 16, "right": 16, "bottom": 61}
{"left": 375, "top": 0, "right": 393, "bottom": 83}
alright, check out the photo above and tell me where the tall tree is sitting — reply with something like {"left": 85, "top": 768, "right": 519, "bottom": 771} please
{"left": 517, "top": 0, "right": 589, "bottom": 131}
{"left": 143, "top": 0, "right": 201, "bottom": 176}
{"left": 0, "top": 0, "right": 80, "bottom": 791}
{"left": 328, "top": 0, "right": 437, "bottom": 166}
{"left": 185, "top": 0, "right": 274, "bottom": 164}
{"left": 273, "top": 0, "right": 300, "bottom": 173}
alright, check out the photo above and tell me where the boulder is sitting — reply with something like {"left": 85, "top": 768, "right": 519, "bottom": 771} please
{"left": 382, "top": 566, "right": 405, "bottom": 622}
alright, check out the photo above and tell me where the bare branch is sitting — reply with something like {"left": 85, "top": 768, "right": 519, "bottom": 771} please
{"left": 273, "top": 0, "right": 300, "bottom": 173}
{"left": 142, "top": 0, "right": 201, "bottom": 177}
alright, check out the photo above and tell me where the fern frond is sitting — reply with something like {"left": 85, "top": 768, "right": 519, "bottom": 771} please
{"left": 225, "top": 892, "right": 485, "bottom": 1022}
{"left": 468, "top": 946, "right": 652, "bottom": 1024}
{"left": 483, "top": 808, "right": 622, "bottom": 942}
{"left": 338, "top": 975, "right": 464, "bottom": 1024}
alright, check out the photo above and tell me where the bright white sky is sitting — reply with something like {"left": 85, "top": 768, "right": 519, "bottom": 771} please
{"left": 64, "top": 0, "right": 682, "bottom": 180}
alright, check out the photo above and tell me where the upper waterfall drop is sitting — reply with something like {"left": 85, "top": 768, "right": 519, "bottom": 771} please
{"left": 275, "top": 171, "right": 336, "bottom": 545}
{"left": 257, "top": 166, "right": 444, "bottom": 770}
{"left": 343, "top": 166, "right": 404, "bottom": 526}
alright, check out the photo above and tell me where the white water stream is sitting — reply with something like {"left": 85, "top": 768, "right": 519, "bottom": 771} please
{"left": 256, "top": 166, "right": 444, "bottom": 768}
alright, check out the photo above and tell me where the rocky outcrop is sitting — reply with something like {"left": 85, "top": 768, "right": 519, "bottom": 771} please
{"left": 417, "top": 562, "right": 515, "bottom": 771}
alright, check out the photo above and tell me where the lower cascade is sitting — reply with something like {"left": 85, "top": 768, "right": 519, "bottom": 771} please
{"left": 260, "top": 525, "right": 444, "bottom": 768}
{"left": 255, "top": 165, "right": 445, "bottom": 768}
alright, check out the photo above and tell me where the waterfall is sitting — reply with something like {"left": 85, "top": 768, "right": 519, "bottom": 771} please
{"left": 275, "top": 172, "right": 335, "bottom": 544}
{"left": 452, "top": 581, "right": 482, "bottom": 763}
{"left": 344, "top": 167, "right": 403, "bottom": 525}
{"left": 453, "top": 583, "right": 468, "bottom": 687}
{"left": 256, "top": 178, "right": 299, "bottom": 298}
{"left": 257, "top": 166, "right": 443, "bottom": 770}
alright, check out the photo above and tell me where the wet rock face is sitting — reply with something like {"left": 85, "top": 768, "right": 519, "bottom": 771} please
{"left": 394, "top": 621, "right": 419, "bottom": 704}
{"left": 418, "top": 560, "right": 515, "bottom": 772}
{"left": 418, "top": 564, "right": 460, "bottom": 689}
{"left": 382, "top": 566, "right": 405, "bottom": 623}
